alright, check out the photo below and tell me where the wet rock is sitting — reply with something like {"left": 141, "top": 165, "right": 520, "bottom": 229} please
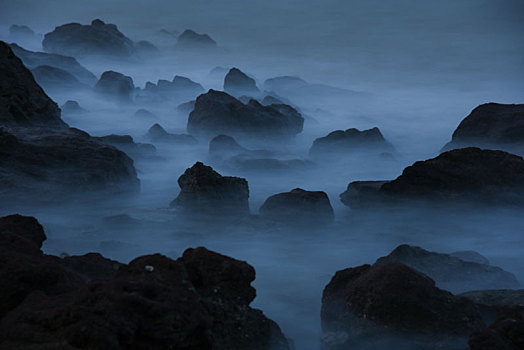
{"left": 94, "top": 70, "right": 135, "bottom": 103}
{"left": 310, "top": 127, "right": 394, "bottom": 158}
{"left": 134, "top": 108, "right": 156, "bottom": 119}
{"left": 42, "top": 19, "right": 135, "bottom": 57}
{"left": 224, "top": 67, "right": 260, "bottom": 96}
{"left": 442, "top": 103, "right": 524, "bottom": 154}
{"left": 340, "top": 148, "right": 524, "bottom": 208}
{"left": 60, "top": 253, "right": 122, "bottom": 282}
{"left": 260, "top": 188, "right": 334, "bottom": 225}
{"left": 9, "top": 43, "right": 97, "bottom": 85}
{"left": 187, "top": 90, "right": 304, "bottom": 139}
{"left": 61, "top": 100, "right": 86, "bottom": 114}
{"left": 177, "top": 29, "right": 217, "bottom": 49}
{"left": 145, "top": 123, "right": 197, "bottom": 145}
{"left": 31, "top": 64, "right": 86, "bottom": 91}
{"left": 375, "top": 245, "right": 519, "bottom": 293}
{"left": 98, "top": 134, "right": 157, "bottom": 159}
{"left": 170, "top": 162, "right": 249, "bottom": 216}
{"left": 321, "top": 261, "right": 484, "bottom": 350}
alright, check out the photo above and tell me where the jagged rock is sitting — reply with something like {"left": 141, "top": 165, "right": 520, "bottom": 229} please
{"left": 260, "top": 188, "right": 334, "bottom": 225}
{"left": 224, "top": 68, "right": 260, "bottom": 96}
{"left": 98, "top": 134, "right": 157, "bottom": 159}
{"left": 209, "top": 134, "right": 247, "bottom": 157}
{"left": 442, "top": 103, "right": 524, "bottom": 154}
{"left": 177, "top": 29, "right": 217, "bottom": 49}
{"left": 375, "top": 245, "right": 519, "bottom": 293}
{"left": 340, "top": 148, "right": 524, "bottom": 207}
{"left": 238, "top": 95, "right": 254, "bottom": 104}
{"left": 42, "top": 19, "right": 134, "bottom": 57}
{"left": 0, "top": 215, "right": 289, "bottom": 350}
{"left": 145, "top": 123, "right": 197, "bottom": 145}
{"left": 94, "top": 70, "right": 135, "bottom": 102}
{"left": 61, "top": 100, "right": 86, "bottom": 114}
{"left": 450, "top": 250, "right": 490, "bottom": 265}
{"left": 9, "top": 43, "right": 97, "bottom": 85}
{"left": 170, "top": 162, "right": 249, "bottom": 216}
{"left": 310, "top": 127, "right": 394, "bottom": 158}
{"left": 31, "top": 65, "right": 86, "bottom": 91}
{"left": 187, "top": 90, "right": 304, "bottom": 138}
{"left": 321, "top": 261, "right": 484, "bottom": 350}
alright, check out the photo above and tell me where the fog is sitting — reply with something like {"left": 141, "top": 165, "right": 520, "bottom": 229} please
{"left": 1, "top": 0, "right": 524, "bottom": 349}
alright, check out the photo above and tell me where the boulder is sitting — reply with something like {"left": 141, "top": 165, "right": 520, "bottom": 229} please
{"left": 469, "top": 310, "right": 524, "bottom": 350}
{"left": 310, "top": 127, "right": 394, "bottom": 158}
{"left": 340, "top": 148, "right": 524, "bottom": 208}
{"left": 134, "top": 108, "right": 156, "bottom": 119}
{"left": 177, "top": 29, "right": 217, "bottom": 49}
{"left": 145, "top": 123, "right": 197, "bottom": 145}
{"left": 209, "top": 134, "right": 247, "bottom": 158}
{"left": 61, "top": 100, "right": 86, "bottom": 114}
{"left": 134, "top": 40, "right": 158, "bottom": 55}
{"left": 31, "top": 64, "right": 86, "bottom": 91}
{"left": 224, "top": 68, "right": 260, "bottom": 96}
{"left": 375, "top": 245, "right": 519, "bottom": 293}
{"left": 442, "top": 103, "right": 524, "bottom": 154}
{"left": 187, "top": 90, "right": 304, "bottom": 139}
{"left": 98, "top": 134, "right": 157, "bottom": 159}
{"left": 42, "top": 19, "right": 135, "bottom": 57}
{"left": 141, "top": 76, "right": 204, "bottom": 102}
{"left": 259, "top": 188, "right": 334, "bottom": 225}
{"left": 94, "top": 70, "right": 135, "bottom": 103}
{"left": 170, "top": 162, "right": 249, "bottom": 216}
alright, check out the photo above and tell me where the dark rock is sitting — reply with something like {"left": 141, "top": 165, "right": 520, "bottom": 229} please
{"left": 238, "top": 95, "right": 254, "bottom": 104}
{"left": 9, "top": 43, "right": 97, "bottom": 85}
{"left": 187, "top": 90, "right": 304, "bottom": 139}
{"left": 141, "top": 76, "right": 204, "bottom": 102}
{"left": 310, "top": 127, "right": 394, "bottom": 158}
{"left": 450, "top": 250, "right": 490, "bottom": 265}
{"left": 60, "top": 253, "right": 122, "bottom": 282}
{"left": 0, "top": 41, "right": 66, "bottom": 128}
{"left": 459, "top": 289, "right": 524, "bottom": 310}
{"left": 209, "top": 134, "right": 247, "bottom": 158}
{"left": 230, "top": 157, "right": 313, "bottom": 173}
{"left": 340, "top": 148, "right": 524, "bottom": 208}
{"left": 339, "top": 180, "right": 388, "bottom": 208}
{"left": 260, "top": 188, "right": 334, "bottom": 225}
{"left": 61, "top": 100, "right": 86, "bottom": 114}
{"left": 42, "top": 19, "right": 135, "bottom": 57}
{"left": 321, "top": 261, "right": 484, "bottom": 350}
{"left": 134, "top": 108, "right": 156, "bottom": 119}
{"left": 31, "top": 64, "right": 86, "bottom": 91}
{"left": 94, "top": 70, "right": 135, "bottom": 102}
{"left": 177, "top": 29, "right": 217, "bottom": 49}
{"left": 224, "top": 68, "right": 260, "bottom": 96}
{"left": 98, "top": 134, "right": 157, "bottom": 159}
{"left": 170, "top": 162, "right": 249, "bottom": 216}
{"left": 262, "top": 95, "right": 284, "bottom": 105}
{"left": 442, "top": 103, "right": 524, "bottom": 154}
{"left": 145, "top": 123, "right": 197, "bottom": 145}
{"left": 375, "top": 245, "right": 519, "bottom": 293}
{"left": 469, "top": 311, "right": 524, "bottom": 350}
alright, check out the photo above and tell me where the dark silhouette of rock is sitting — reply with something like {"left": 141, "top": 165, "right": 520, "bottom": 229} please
{"left": 459, "top": 289, "right": 524, "bottom": 310}
{"left": 0, "top": 215, "right": 290, "bottom": 350}
{"left": 450, "top": 250, "right": 490, "bottom": 265}
{"left": 61, "top": 100, "right": 86, "bottom": 114}
{"left": 9, "top": 24, "right": 35, "bottom": 38}
{"left": 170, "top": 162, "right": 249, "bottom": 216}
{"left": 98, "top": 134, "right": 157, "bottom": 159}
{"left": 224, "top": 68, "right": 260, "bottom": 96}
{"left": 177, "top": 99, "right": 196, "bottom": 114}
{"left": 321, "top": 261, "right": 484, "bottom": 350}
{"left": 262, "top": 95, "right": 284, "bottom": 105}
{"left": 442, "top": 103, "right": 524, "bottom": 154}
{"left": 209, "top": 134, "right": 247, "bottom": 157}
{"left": 260, "top": 188, "right": 334, "bottom": 225}
{"left": 469, "top": 310, "right": 524, "bottom": 350}
{"left": 43, "top": 19, "right": 134, "bottom": 57}
{"left": 9, "top": 43, "right": 97, "bottom": 85}
{"left": 94, "top": 70, "right": 135, "bottom": 102}
{"left": 141, "top": 75, "right": 204, "bottom": 102}
{"left": 187, "top": 90, "right": 304, "bottom": 138}
{"left": 340, "top": 148, "right": 524, "bottom": 208}
{"left": 375, "top": 245, "right": 519, "bottom": 293}
{"left": 177, "top": 29, "right": 217, "bottom": 49}
{"left": 310, "top": 127, "right": 394, "bottom": 158}
{"left": 145, "top": 123, "right": 197, "bottom": 145}
{"left": 134, "top": 39, "right": 158, "bottom": 54}
{"left": 31, "top": 65, "right": 86, "bottom": 91}
{"left": 230, "top": 157, "right": 313, "bottom": 173}
{"left": 102, "top": 214, "right": 142, "bottom": 230}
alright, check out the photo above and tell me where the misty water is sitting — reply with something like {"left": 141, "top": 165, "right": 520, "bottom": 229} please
{"left": 1, "top": 1, "right": 524, "bottom": 349}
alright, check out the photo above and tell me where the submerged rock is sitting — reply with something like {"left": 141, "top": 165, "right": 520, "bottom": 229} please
{"left": 469, "top": 310, "right": 524, "bottom": 350}
{"left": 170, "top": 162, "right": 249, "bottom": 216}
{"left": 94, "top": 70, "right": 135, "bottom": 103}
{"left": 260, "top": 188, "right": 334, "bottom": 225}
{"left": 224, "top": 68, "right": 260, "bottom": 97}
{"left": 209, "top": 134, "right": 247, "bottom": 158}
{"left": 145, "top": 123, "right": 197, "bottom": 145}
{"left": 177, "top": 29, "right": 217, "bottom": 49}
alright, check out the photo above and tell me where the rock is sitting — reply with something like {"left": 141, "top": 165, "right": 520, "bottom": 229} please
{"left": 98, "top": 134, "right": 157, "bottom": 159}
{"left": 340, "top": 148, "right": 524, "bottom": 208}
{"left": 145, "top": 123, "right": 197, "bottom": 145}
{"left": 42, "top": 19, "right": 135, "bottom": 57}
{"left": 94, "top": 70, "right": 135, "bottom": 103}
{"left": 264, "top": 76, "right": 308, "bottom": 92}
{"left": 60, "top": 253, "right": 122, "bottom": 282}
{"left": 9, "top": 43, "right": 97, "bottom": 85}
{"left": 102, "top": 214, "right": 142, "bottom": 230}
{"left": 134, "top": 108, "right": 156, "bottom": 119}
{"left": 224, "top": 68, "right": 260, "bottom": 96}
{"left": 187, "top": 90, "right": 304, "bottom": 139}
{"left": 259, "top": 188, "right": 334, "bottom": 225}
{"left": 442, "top": 103, "right": 524, "bottom": 154}
{"left": 310, "top": 127, "right": 394, "bottom": 158}
{"left": 141, "top": 75, "right": 204, "bottom": 102}
{"left": 459, "top": 289, "right": 524, "bottom": 310}
{"left": 134, "top": 40, "right": 158, "bottom": 54}
{"left": 339, "top": 180, "right": 389, "bottom": 208}
{"left": 230, "top": 157, "right": 313, "bottom": 173}
{"left": 261, "top": 95, "right": 284, "bottom": 105}
{"left": 177, "top": 29, "right": 217, "bottom": 49}
{"left": 0, "top": 41, "right": 66, "bottom": 128}
{"left": 170, "top": 162, "right": 249, "bottom": 216}
{"left": 469, "top": 311, "right": 524, "bottom": 350}
{"left": 177, "top": 100, "right": 196, "bottom": 114}
{"left": 209, "top": 134, "right": 247, "bottom": 158}
{"left": 31, "top": 64, "right": 86, "bottom": 91}
{"left": 321, "top": 261, "right": 484, "bottom": 350}
{"left": 375, "top": 245, "right": 519, "bottom": 294}
{"left": 450, "top": 250, "right": 490, "bottom": 265}
{"left": 61, "top": 100, "right": 86, "bottom": 114}
{"left": 9, "top": 24, "right": 35, "bottom": 38}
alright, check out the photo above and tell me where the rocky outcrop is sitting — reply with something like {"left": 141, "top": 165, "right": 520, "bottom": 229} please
{"left": 98, "top": 134, "right": 157, "bottom": 159}
{"left": 224, "top": 68, "right": 260, "bottom": 96}
{"left": 442, "top": 103, "right": 524, "bottom": 154}
{"left": 94, "top": 70, "right": 135, "bottom": 103}
{"left": 141, "top": 76, "right": 204, "bottom": 102}
{"left": 375, "top": 245, "right": 519, "bottom": 293}
{"left": 340, "top": 148, "right": 524, "bottom": 208}
{"left": 469, "top": 309, "right": 524, "bottom": 350}
{"left": 170, "top": 162, "right": 249, "bottom": 216}
{"left": 31, "top": 65, "right": 86, "bottom": 91}
{"left": 260, "top": 188, "right": 334, "bottom": 225}
{"left": 0, "top": 214, "right": 289, "bottom": 350}
{"left": 177, "top": 29, "right": 217, "bottom": 49}
{"left": 209, "top": 134, "right": 247, "bottom": 158}
{"left": 321, "top": 261, "right": 484, "bottom": 350}
{"left": 177, "top": 100, "right": 196, "bottom": 114}
{"left": 42, "top": 19, "right": 135, "bottom": 57}
{"left": 187, "top": 90, "right": 304, "bottom": 138}
{"left": 61, "top": 100, "right": 86, "bottom": 114}
{"left": 145, "top": 123, "right": 197, "bottom": 145}
{"left": 310, "top": 127, "right": 394, "bottom": 158}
